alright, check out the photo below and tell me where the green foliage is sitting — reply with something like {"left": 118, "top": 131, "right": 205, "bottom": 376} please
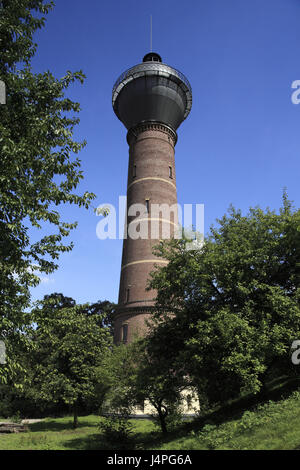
{"left": 98, "top": 414, "right": 135, "bottom": 450}
{"left": 25, "top": 294, "right": 112, "bottom": 427}
{"left": 133, "top": 340, "right": 192, "bottom": 434}
{"left": 151, "top": 405, "right": 184, "bottom": 434}
{"left": 148, "top": 194, "right": 300, "bottom": 408}
{"left": 98, "top": 340, "right": 191, "bottom": 434}
{"left": 0, "top": 0, "right": 95, "bottom": 384}
{"left": 98, "top": 343, "right": 140, "bottom": 416}
{"left": 8, "top": 411, "right": 22, "bottom": 424}
{"left": 82, "top": 300, "right": 116, "bottom": 338}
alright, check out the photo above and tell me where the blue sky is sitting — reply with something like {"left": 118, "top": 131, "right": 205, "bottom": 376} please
{"left": 29, "top": 0, "right": 300, "bottom": 305}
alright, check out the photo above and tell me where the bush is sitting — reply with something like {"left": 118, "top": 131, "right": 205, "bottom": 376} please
{"left": 9, "top": 411, "right": 22, "bottom": 424}
{"left": 99, "top": 414, "right": 135, "bottom": 450}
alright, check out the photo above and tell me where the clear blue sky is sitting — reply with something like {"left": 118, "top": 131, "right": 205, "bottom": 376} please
{"left": 29, "top": 0, "right": 300, "bottom": 305}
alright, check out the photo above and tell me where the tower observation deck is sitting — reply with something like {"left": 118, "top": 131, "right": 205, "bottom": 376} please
{"left": 112, "top": 52, "right": 192, "bottom": 344}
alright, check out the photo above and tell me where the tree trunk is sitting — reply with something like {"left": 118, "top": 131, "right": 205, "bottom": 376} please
{"left": 158, "top": 407, "right": 168, "bottom": 434}
{"left": 73, "top": 402, "right": 78, "bottom": 429}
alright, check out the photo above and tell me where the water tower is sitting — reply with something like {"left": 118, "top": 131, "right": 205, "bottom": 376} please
{"left": 112, "top": 52, "right": 192, "bottom": 344}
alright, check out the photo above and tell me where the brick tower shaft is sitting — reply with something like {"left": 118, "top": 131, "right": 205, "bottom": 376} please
{"left": 114, "top": 123, "right": 178, "bottom": 344}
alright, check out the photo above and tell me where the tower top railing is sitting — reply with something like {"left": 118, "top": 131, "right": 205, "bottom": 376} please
{"left": 112, "top": 61, "right": 192, "bottom": 120}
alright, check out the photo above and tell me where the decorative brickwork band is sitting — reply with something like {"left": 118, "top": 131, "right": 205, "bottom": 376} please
{"left": 127, "top": 121, "right": 178, "bottom": 147}
{"left": 128, "top": 176, "right": 177, "bottom": 190}
{"left": 121, "top": 258, "right": 168, "bottom": 271}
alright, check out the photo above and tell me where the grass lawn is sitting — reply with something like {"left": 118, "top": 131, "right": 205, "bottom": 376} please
{"left": 0, "top": 415, "right": 157, "bottom": 450}
{"left": 1, "top": 386, "right": 300, "bottom": 450}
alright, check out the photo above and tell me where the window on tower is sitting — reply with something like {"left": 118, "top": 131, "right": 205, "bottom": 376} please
{"left": 122, "top": 324, "right": 128, "bottom": 343}
{"left": 169, "top": 166, "right": 173, "bottom": 178}
{"left": 145, "top": 199, "right": 150, "bottom": 213}
{"left": 133, "top": 165, "right": 136, "bottom": 178}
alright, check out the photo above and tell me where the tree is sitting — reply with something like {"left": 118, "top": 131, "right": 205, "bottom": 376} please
{"left": 99, "top": 340, "right": 193, "bottom": 434}
{"left": 82, "top": 300, "right": 116, "bottom": 338}
{"left": 133, "top": 339, "right": 195, "bottom": 434}
{"left": 27, "top": 294, "right": 112, "bottom": 428}
{"left": 0, "top": 1, "right": 95, "bottom": 383}
{"left": 148, "top": 194, "right": 300, "bottom": 408}
{"left": 97, "top": 343, "right": 139, "bottom": 417}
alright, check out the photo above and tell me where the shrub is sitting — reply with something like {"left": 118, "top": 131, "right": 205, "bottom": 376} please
{"left": 9, "top": 411, "right": 22, "bottom": 424}
{"left": 99, "top": 414, "right": 135, "bottom": 450}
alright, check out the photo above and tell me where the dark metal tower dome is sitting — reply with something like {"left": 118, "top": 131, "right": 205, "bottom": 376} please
{"left": 112, "top": 53, "right": 192, "bottom": 132}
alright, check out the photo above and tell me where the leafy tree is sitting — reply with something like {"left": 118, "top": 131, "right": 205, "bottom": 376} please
{"left": 99, "top": 340, "right": 193, "bottom": 434}
{"left": 41, "top": 292, "right": 76, "bottom": 310}
{"left": 0, "top": 1, "right": 95, "bottom": 383}
{"left": 82, "top": 300, "right": 116, "bottom": 337}
{"left": 133, "top": 339, "right": 195, "bottom": 434}
{"left": 98, "top": 343, "right": 138, "bottom": 417}
{"left": 27, "top": 294, "right": 112, "bottom": 428}
{"left": 148, "top": 195, "right": 300, "bottom": 408}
